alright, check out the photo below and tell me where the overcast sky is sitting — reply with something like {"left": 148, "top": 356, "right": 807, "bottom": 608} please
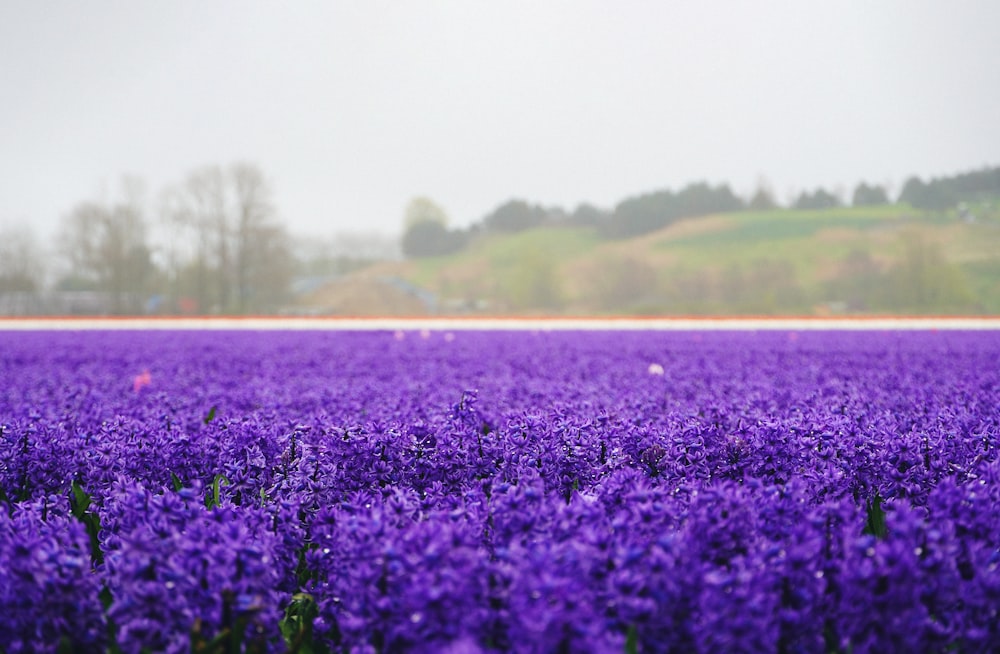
{"left": 2, "top": 1, "right": 998, "bottom": 241}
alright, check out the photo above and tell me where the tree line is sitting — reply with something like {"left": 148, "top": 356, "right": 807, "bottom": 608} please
{"left": 0, "top": 162, "right": 294, "bottom": 315}
{"left": 898, "top": 167, "right": 1000, "bottom": 211}
{"left": 3, "top": 162, "right": 997, "bottom": 315}
{"left": 402, "top": 165, "right": 1000, "bottom": 258}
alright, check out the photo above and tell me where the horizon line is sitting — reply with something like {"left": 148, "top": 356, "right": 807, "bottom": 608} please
{"left": 1, "top": 316, "right": 999, "bottom": 331}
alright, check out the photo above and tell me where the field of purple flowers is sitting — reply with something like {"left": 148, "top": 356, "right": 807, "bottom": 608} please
{"left": 1, "top": 329, "right": 999, "bottom": 653}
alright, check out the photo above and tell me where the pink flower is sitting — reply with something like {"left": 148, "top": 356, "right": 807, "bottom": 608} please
{"left": 133, "top": 370, "right": 152, "bottom": 392}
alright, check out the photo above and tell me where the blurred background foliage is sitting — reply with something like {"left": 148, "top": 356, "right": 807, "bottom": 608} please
{"left": 1, "top": 164, "right": 998, "bottom": 316}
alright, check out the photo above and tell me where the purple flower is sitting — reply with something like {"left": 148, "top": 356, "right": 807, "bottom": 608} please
{"left": 0, "top": 504, "right": 106, "bottom": 652}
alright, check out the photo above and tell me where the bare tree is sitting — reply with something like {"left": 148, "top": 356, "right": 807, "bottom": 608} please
{"left": 184, "top": 165, "right": 231, "bottom": 311}
{"left": 156, "top": 185, "right": 193, "bottom": 310}
{"left": 231, "top": 162, "right": 285, "bottom": 312}
{"left": 0, "top": 223, "right": 44, "bottom": 293}
{"left": 159, "top": 162, "right": 293, "bottom": 314}
{"left": 241, "top": 220, "right": 294, "bottom": 312}
{"left": 57, "top": 178, "right": 153, "bottom": 314}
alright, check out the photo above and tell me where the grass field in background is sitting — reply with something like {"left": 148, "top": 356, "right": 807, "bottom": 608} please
{"left": 391, "top": 204, "right": 1000, "bottom": 316}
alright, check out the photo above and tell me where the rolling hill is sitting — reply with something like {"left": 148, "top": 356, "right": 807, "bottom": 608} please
{"left": 299, "top": 203, "right": 1000, "bottom": 316}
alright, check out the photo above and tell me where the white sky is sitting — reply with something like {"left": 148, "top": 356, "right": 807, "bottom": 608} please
{"left": 2, "top": 1, "right": 998, "bottom": 241}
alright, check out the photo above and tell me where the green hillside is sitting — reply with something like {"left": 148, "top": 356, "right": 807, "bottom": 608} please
{"left": 394, "top": 204, "right": 1000, "bottom": 316}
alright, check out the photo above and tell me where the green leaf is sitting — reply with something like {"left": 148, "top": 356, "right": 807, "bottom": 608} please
{"left": 823, "top": 619, "right": 842, "bottom": 654}
{"left": 280, "top": 593, "right": 322, "bottom": 653}
{"left": 205, "top": 474, "right": 229, "bottom": 509}
{"left": 194, "top": 626, "right": 232, "bottom": 653}
{"left": 100, "top": 585, "right": 125, "bottom": 654}
{"left": 70, "top": 479, "right": 92, "bottom": 517}
{"left": 69, "top": 480, "right": 104, "bottom": 565}
{"left": 862, "top": 493, "right": 888, "bottom": 539}
{"left": 294, "top": 543, "right": 320, "bottom": 587}
{"left": 203, "top": 405, "right": 218, "bottom": 425}
{"left": 624, "top": 624, "right": 639, "bottom": 654}
{"left": 100, "top": 585, "right": 114, "bottom": 611}
{"left": 170, "top": 471, "right": 183, "bottom": 492}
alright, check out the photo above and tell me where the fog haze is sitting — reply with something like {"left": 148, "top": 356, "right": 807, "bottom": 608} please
{"left": 2, "top": 1, "right": 998, "bottom": 239}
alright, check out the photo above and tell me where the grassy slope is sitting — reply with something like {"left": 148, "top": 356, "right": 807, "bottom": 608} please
{"left": 652, "top": 207, "right": 908, "bottom": 290}
{"left": 394, "top": 205, "right": 1000, "bottom": 315}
